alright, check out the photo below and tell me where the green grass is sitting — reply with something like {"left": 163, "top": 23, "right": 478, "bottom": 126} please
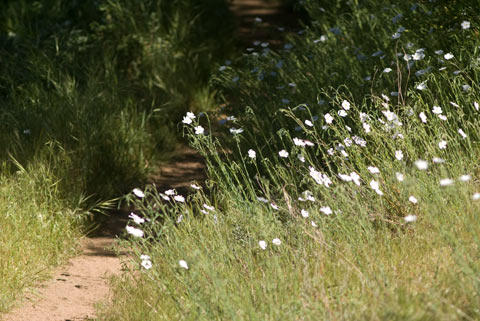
{"left": 0, "top": 158, "right": 85, "bottom": 312}
{"left": 98, "top": 0, "right": 480, "bottom": 320}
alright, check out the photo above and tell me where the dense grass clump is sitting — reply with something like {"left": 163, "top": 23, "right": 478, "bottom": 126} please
{"left": 0, "top": 158, "right": 85, "bottom": 312}
{"left": 100, "top": 1, "right": 480, "bottom": 320}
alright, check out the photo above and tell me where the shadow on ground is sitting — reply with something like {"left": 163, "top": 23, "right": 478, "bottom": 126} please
{"left": 88, "top": 146, "right": 206, "bottom": 240}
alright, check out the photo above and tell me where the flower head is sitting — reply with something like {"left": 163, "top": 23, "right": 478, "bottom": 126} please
{"left": 369, "top": 180, "right": 383, "bottom": 195}
{"left": 194, "top": 126, "right": 205, "bottom": 135}
{"left": 129, "top": 213, "right": 145, "bottom": 225}
{"left": 404, "top": 215, "right": 417, "bottom": 223}
{"left": 179, "top": 260, "right": 189, "bottom": 269}
{"left": 414, "top": 160, "right": 428, "bottom": 170}
{"left": 440, "top": 178, "right": 454, "bottom": 186}
{"left": 396, "top": 172, "right": 404, "bottom": 182}
{"left": 444, "top": 53, "right": 454, "bottom": 60}
{"left": 395, "top": 150, "right": 404, "bottom": 160}
{"left": 133, "top": 188, "right": 145, "bottom": 198}
{"left": 279, "top": 150, "right": 289, "bottom": 158}
{"left": 126, "top": 225, "right": 144, "bottom": 238}
{"left": 324, "top": 113, "right": 334, "bottom": 124}
{"left": 461, "top": 21, "right": 471, "bottom": 29}
{"left": 320, "top": 206, "right": 333, "bottom": 215}
{"left": 259, "top": 240, "right": 267, "bottom": 250}
{"left": 141, "top": 259, "right": 152, "bottom": 270}
{"left": 301, "top": 209, "right": 309, "bottom": 218}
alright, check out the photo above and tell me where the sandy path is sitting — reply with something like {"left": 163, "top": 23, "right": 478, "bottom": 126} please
{"left": 2, "top": 238, "right": 122, "bottom": 321}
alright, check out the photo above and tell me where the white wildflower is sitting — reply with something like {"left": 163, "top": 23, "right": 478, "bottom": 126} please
{"left": 203, "top": 204, "right": 215, "bottom": 211}
{"left": 415, "top": 160, "right": 428, "bottom": 170}
{"left": 342, "top": 100, "right": 351, "bottom": 110}
{"left": 133, "top": 188, "right": 145, "bottom": 198}
{"left": 301, "top": 209, "right": 309, "bottom": 218}
{"left": 370, "top": 180, "right": 383, "bottom": 195}
{"left": 419, "top": 112, "right": 427, "bottom": 123}
{"left": 368, "top": 166, "right": 380, "bottom": 174}
{"left": 396, "top": 172, "right": 404, "bottom": 182}
{"left": 174, "top": 195, "right": 185, "bottom": 203}
{"left": 126, "top": 225, "right": 144, "bottom": 238}
{"left": 182, "top": 116, "right": 193, "bottom": 124}
{"left": 194, "top": 126, "right": 205, "bottom": 135}
{"left": 432, "top": 106, "right": 442, "bottom": 114}
{"left": 230, "top": 127, "right": 244, "bottom": 134}
{"left": 338, "top": 173, "right": 352, "bottom": 182}
{"left": 129, "top": 213, "right": 145, "bottom": 225}
{"left": 259, "top": 240, "right": 267, "bottom": 250}
{"left": 416, "top": 82, "right": 427, "bottom": 90}
{"left": 141, "top": 259, "right": 152, "bottom": 270}
{"left": 279, "top": 150, "right": 289, "bottom": 158}
{"left": 395, "top": 150, "right": 404, "bottom": 160}
{"left": 363, "top": 122, "right": 371, "bottom": 133}
{"left": 461, "top": 21, "right": 471, "bottom": 29}
{"left": 320, "top": 206, "right": 333, "bottom": 215}
{"left": 324, "top": 113, "right": 333, "bottom": 124}
{"left": 309, "top": 167, "right": 332, "bottom": 187}
{"left": 440, "top": 178, "right": 454, "bottom": 186}
{"left": 350, "top": 172, "right": 361, "bottom": 186}
{"left": 179, "top": 260, "right": 189, "bottom": 269}
{"left": 404, "top": 215, "right": 417, "bottom": 222}
{"left": 444, "top": 53, "right": 454, "bottom": 60}
{"left": 272, "top": 238, "right": 281, "bottom": 246}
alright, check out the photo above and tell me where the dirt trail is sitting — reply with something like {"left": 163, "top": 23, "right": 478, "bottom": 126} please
{"left": 231, "top": 0, "right": 299, "bottom": 46}
{"left": 2, "top": 1, "right": 296, "bottom": 320}
{"left": 2, "top": 238, "right": 122, "bottom": 321}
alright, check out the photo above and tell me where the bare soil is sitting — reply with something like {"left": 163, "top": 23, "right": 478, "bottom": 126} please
{"left": 2, "top": 238, "right": 122, "bottom": 321}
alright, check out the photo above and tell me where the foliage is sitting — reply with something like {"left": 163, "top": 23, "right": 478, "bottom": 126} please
{"left": 100, "top": 1, "right": 480, "bottom": 320}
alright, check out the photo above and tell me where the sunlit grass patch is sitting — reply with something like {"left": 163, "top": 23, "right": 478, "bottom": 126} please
{"left": 0, "top": 160, "right": 85, "bottom": 312}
